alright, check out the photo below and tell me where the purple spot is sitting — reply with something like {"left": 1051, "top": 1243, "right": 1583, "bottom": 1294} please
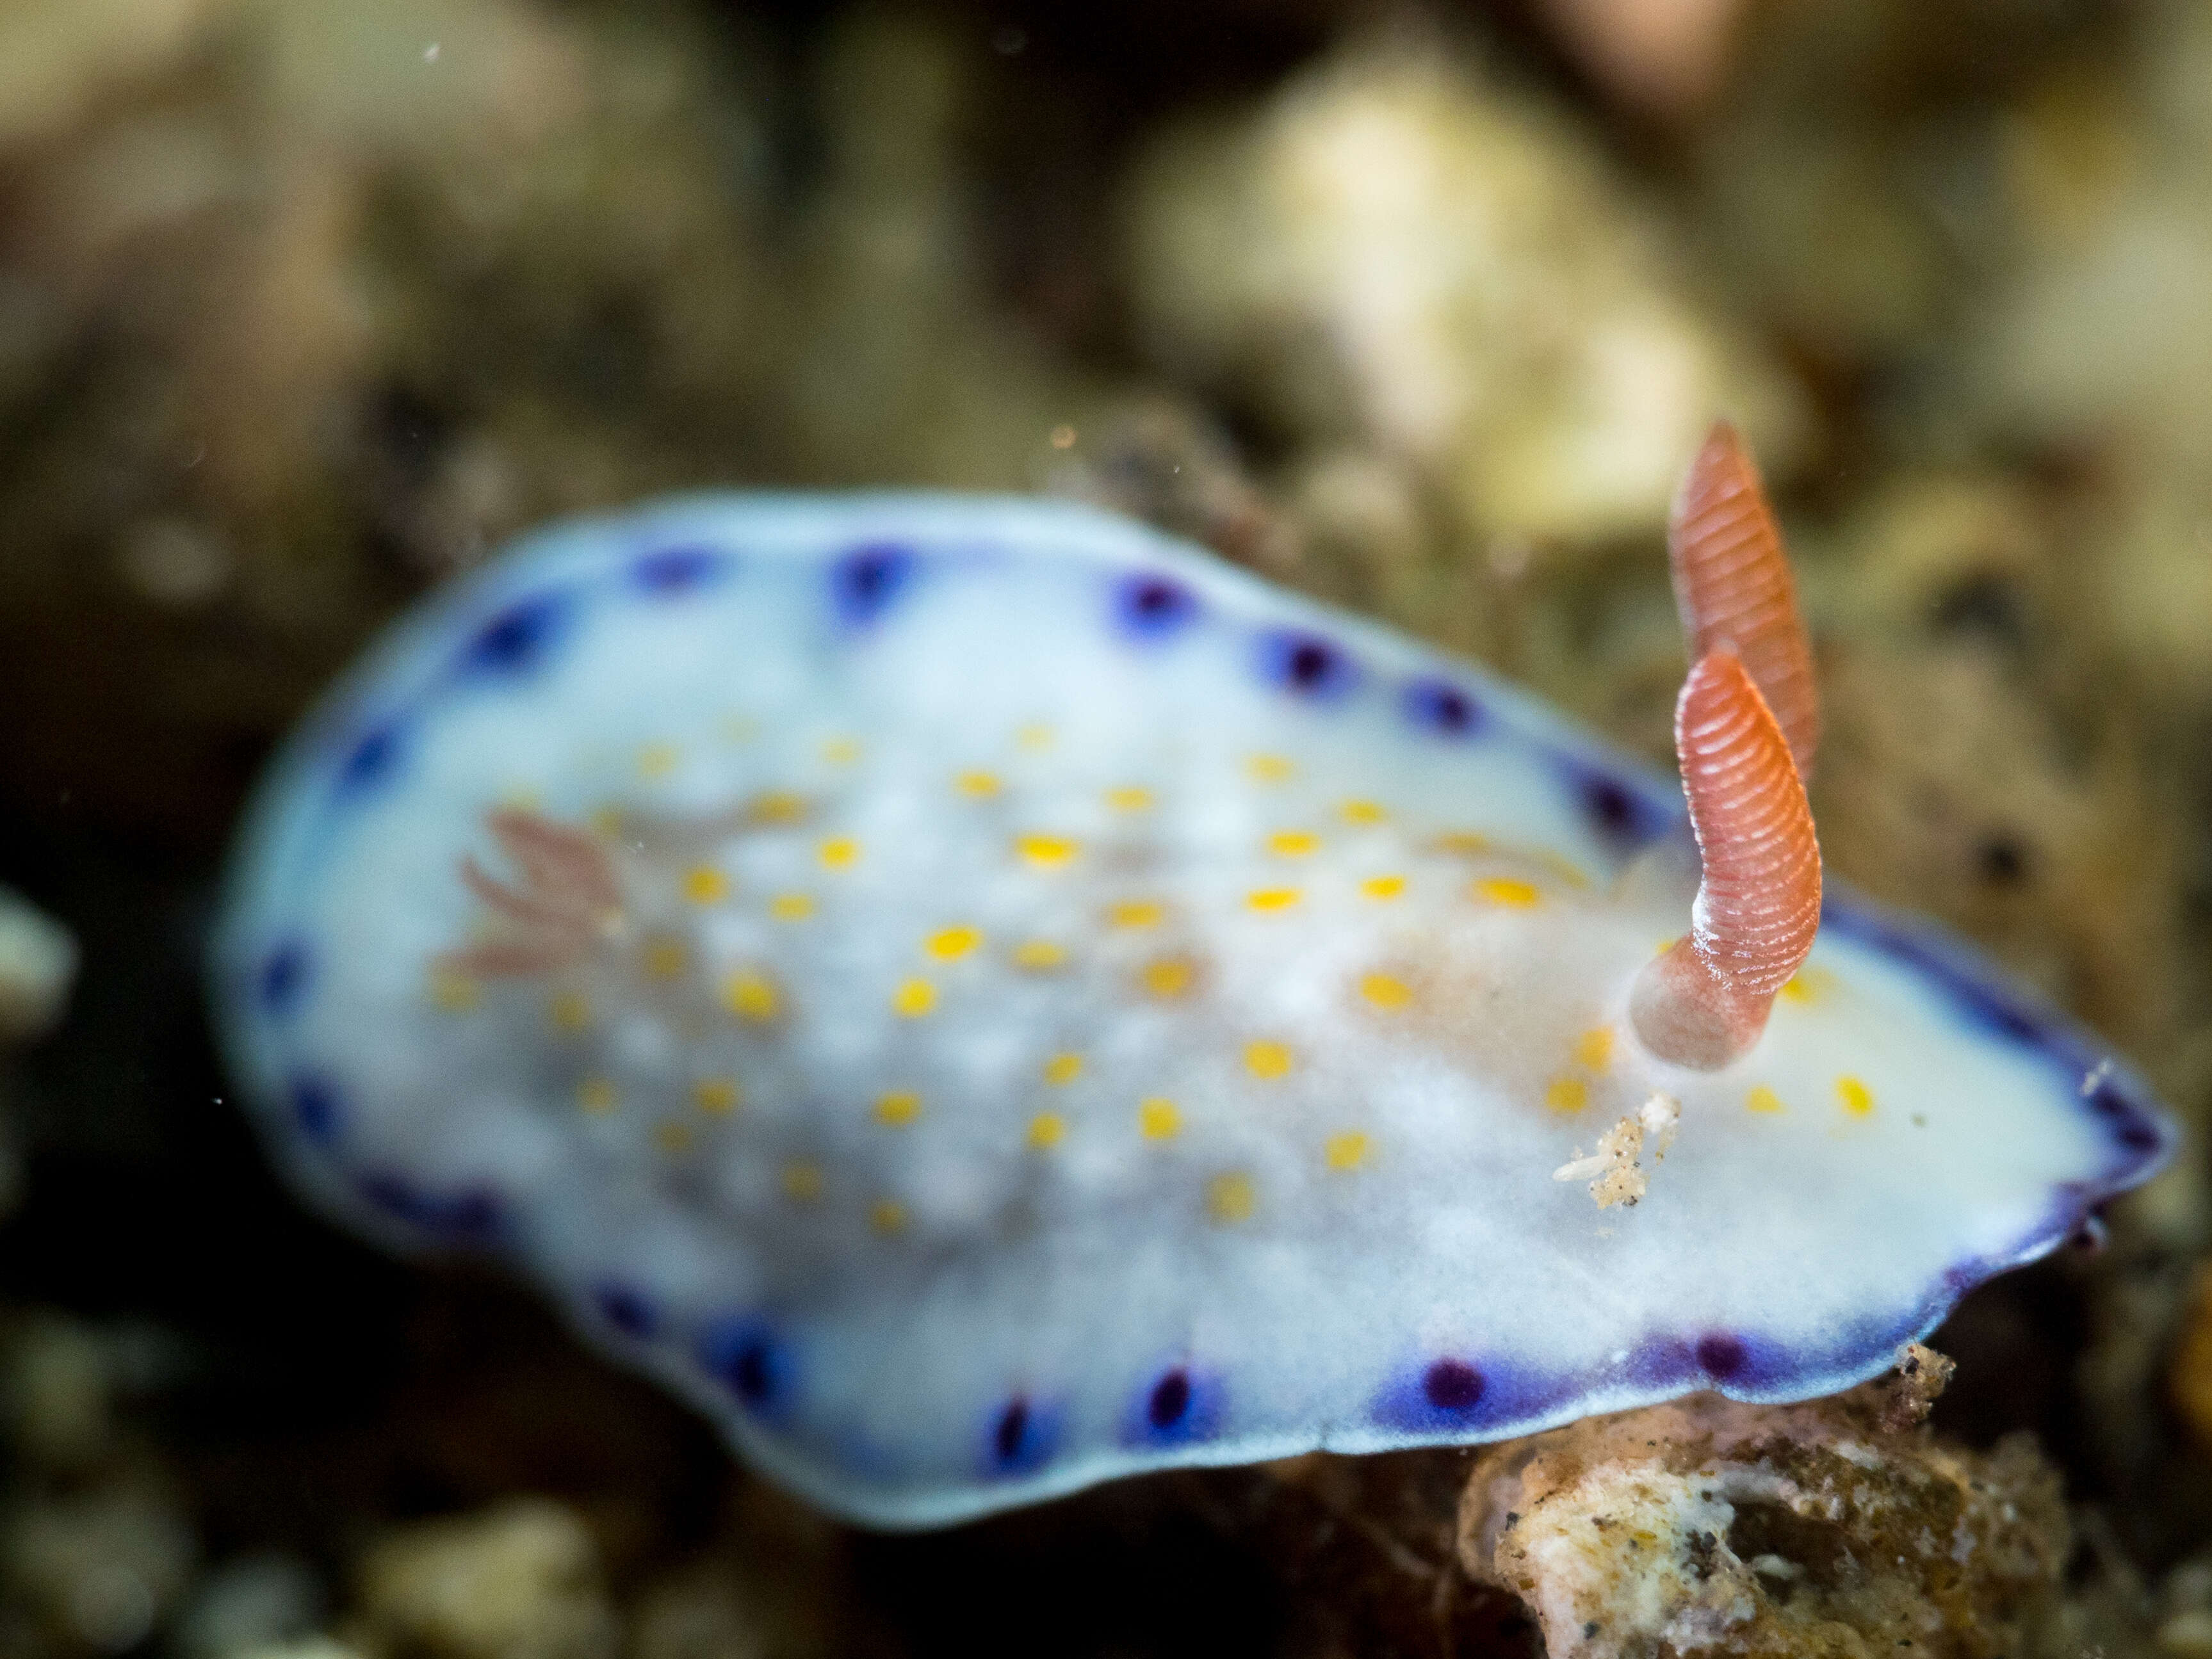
{"left": 633, "top": 546, "right": 722, "bottom": 593}
{"left": 258, "top": 941, "right": 310, "bottom": 1016}
{"left": 289, "top": 1074, "right": 341, "bottom": 1145}
{"left": 460, "top": 592, "right": 567, "bottom": 677}
{"left": 337, "top": 724, "right": 402, "bottom": 793}
{"left": 355, "top": 1171, "right": 500, "bottom": 1243}
{"left": 831, "top": 543, "right": 914, "bottom": 626}
{"left": 1423, "top": 1359, "right": 1484, "bottom": 1412}
{"left": 988, "top": 1395, "right": 1057, "bottom": 1474}
{"left": 1695, "top": 1333, "right": 1748, "bottom": 1380}
{"left": 1147, "top": 1369, "right": 1192, "bottom": 1430}
{"left": 1569, "top": 767, "right": 1669, "bottom": 851}
{"left": 699, "top": 1319, "right": 785, "bottom": 1412}
{"left": 593, "top": 1282, "right": 656, "bottom": 1339}
{"left": 1114, "top": 574, "right": 1199, "bottom": 641}
{"left": 1258, "top": 629, "right": 1360, "bottom": 701}
{"left": 1403, "top": 677, "right": 1483, "bottom": 737}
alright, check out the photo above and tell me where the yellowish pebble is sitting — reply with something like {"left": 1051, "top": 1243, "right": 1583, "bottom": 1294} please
{"left": 1360, "top": 973, "right": 1411, "bottom": 1011}
{"left": 722, "top": 971, "right": 779, "bottom": 1023}
{"left": 1012, "top": 939, "right": 1068, "bottom": 971}
{"left": 874, "top": 1090, "right": 922, "bottom": 1126}
{"left": 891, "top": 978, "right": 937, "bottom": 1018}
{"left": 1324, "top": 1131, "right": 1371, "bottom": 1171}
{"left": 1837, "top": 1076, "right": 1875, "bottom": 1118}
{"left": 926, "top": 925, "right": 984, "bottom": 961}
{"left": 1244, "top": 1040, "right": 1293, "bottom": 1080}
{"left": 1043, "top": 1053, "right": 1083, "bottom": 1086}
{"left": 1207, "top": 1172, "right": 1256, "bottom": 1224}
{"left": 1475, "top": 877, "right": 1541, "bottom": 907}
{"left": 681, "top": 865, "right": 729, "bottom": 905}
{"left": 1139, "top": 1097, "right": 1182, "bottom": 1140}
{"left": 692, "top": 1078, "right": 741, "bottom": 1116}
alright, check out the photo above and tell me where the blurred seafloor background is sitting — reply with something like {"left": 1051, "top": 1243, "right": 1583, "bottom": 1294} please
{"left": 1, "top": 0, "right": 2211, "bottom": 1655}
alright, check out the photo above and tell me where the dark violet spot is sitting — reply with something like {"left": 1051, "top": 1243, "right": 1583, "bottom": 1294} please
{"left": 1423, "top": 1359, "right": 1484, "bottom": 1413}
{"left": 289, "top": 1074, "right": 341, "bottom": 1145}
{"left": 460, "top": 592, "right": 567, "bottom": 678}
{"left": 354, "top": 1171, "right": 500, "bottom": 1243}
{"left": 1147, "top": 1369, "right": 1192, "bottom": 1431}
{"left": 699, "top": 1319, "right": 784, "bottom": 1411}
{"left": 633, "top": 545, "right": 722, "bottom": 593}
{"left": 337, "top": 724, "right": 402, "bottom": 793}
{"left": 1573, "top": 770, "right": 1668, "bottom": 852}
{"left": 988, "top": 1395, "right": 1057, "bottom": 1472}
{"left": 1403, "top": 677, "right": 1484, "bottom": 738}
{"left": 1695, "top": 1333, "right": 1748, "bottom": 1380}
{"left": 2083, "top": 1080, "right": 2162, "bottom": 1154}
{"left": 2117, "top": 1118, "right": 2163, "bottom": 1153}
{"left": 258, "top": 941, "right": 311, "bottom": 1016}
{"left": 1257, "top": 629, "right": 1360, "bottom": 701}
{"left": 1114, "top": 573, "right": 1198, "bottom": 641}
{"left": 594, "top": 1282, "right": 656, "bottom": 1339}
{"left": 831, "top": 542, "right": 914, "bottom": 626}
{"left": 994, "top": 1399, "right": 1029, "bottom": 1464}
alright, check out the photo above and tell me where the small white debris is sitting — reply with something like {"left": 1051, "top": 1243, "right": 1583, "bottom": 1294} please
{"left": 0, "top": 887, "right": 76, "bottom": 1046}
{"left": 1552, "top": 1092, "right": 1681, "bottom": 1209}
{"left": 2081, "top": 1057, "right": 2113, "bottom": 1096}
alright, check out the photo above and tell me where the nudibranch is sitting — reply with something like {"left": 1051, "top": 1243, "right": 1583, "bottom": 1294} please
{"left": 211, "top": 428, "right": 2174, "bottom": 1528}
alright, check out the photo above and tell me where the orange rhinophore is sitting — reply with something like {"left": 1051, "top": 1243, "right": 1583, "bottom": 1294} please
{"left": 1668, "top": 422, "right": 1819, "bottom": 781}
{"left": 1631, "top": 650, "right": 1822, "bottom": 1069}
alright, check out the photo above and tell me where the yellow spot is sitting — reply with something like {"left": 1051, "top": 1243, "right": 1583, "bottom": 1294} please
{"left": 1324, "top": 1131, "right": 1371, "bottom": 1171}
{"left": 769, "top": 892, "right": 815, "bottom": 921}
{"left": 956, "top": 770, "right": 1001, "bottom": 798}
{"left": 1244, "top": 1040, "right": 1293, "bottom": 1080}
{"left": 1359, "top": 973, "right": 1411, "bottom": 1011}
{"left": 1013, "top": 939, "right": 1067, "bottom": 971}
{"left": 1248, "top": 887, "right": 1301, "bottom": 912}
{"left": 428, "top": 967, "right": 480, "bottom": 1012}
{"left": 1540, "top": 852, "right": 1591, "bottom": 890}
{"left": 1105, "top": 786, "right": 1153, "bottom": 812}
{"left": 1246, "top": 754, "right": 1295, "bottom": 784}
{"left": 498, "top": 785, "right": 543, "bottom": 811}
{"left": 1027, "top": 1111, "right": 1067, "bottom": 1150}
{"left": 1142, "top": 957, "right": 1196, "bottom": 998}
{"left": 1340, "top": 799, "right": 1388, "bottom": 825}
{"left": 721, "top": 971, "right": 779, "bottom": 1022}
{"left": 822, "top": 736, "right": 861, "bottom": 764}
{"left": 692, "top": 1078, "right": 741, "bottom": 1116}
{"left": 1108, "top": 900, "right": 1164, "bottom": 928}
{"left": 1780, "top": 967, "right": 1835, "bottom": 1005}
{"left": 1207, "top": 1172, "right": 1256, "bottom": 1224}
{"left": 892, "top": 978, "right": 937, "bottom": 1017}
{"left": 752, "top": 790, "right": 807, "bottom": 825}
{"left": 874, "top": 1090, "right": 922, "bottom": 1126}
{"left": 577, "top": 1076, "right": 617, "bottom": 1114}
{"left": 1360, "top": 875, "right": 1407, "bottom": 902}
{"left": 1545, "top": 1075, "right": 1588, "bottom": 1115}
{"left": 642, "top": 936, "right": 687, "bottom": 981}
{"left": 588, "top": 804, "right": 625, "bottom": 841}
{"left": 926, "top": 925, "right": 984, "bottom": 961}
{"left": 1267, "top": 830, "right": 1320, "bottom": 858}
{"left": 1475, "top": 878, "right": 1541, "bottom": 907}
{"left": 637, "top": 742, "right": 679, "bottom": 779}
{"left": 1139, "top": 1097, "right": 1182, "bottom": 1140}
{"left": 1016, "top": 833, "right": 1079, "bottom": 869}
{"left": 818, "top": 836, "right": 860, "bottom": 870}
{"left": 1043, "top": 1053, "right": 1083, "bottom": 1086}
{"left": 1016, "top": 723, "right": 1055, "bottom": 750}
{"left": 870, "top": 1198, "right": 909, "bottom": 1234}
{"left": 1837, "top": 1076, "right": 1875, "bottom": 1118}
{"left": 1572, "top": 1027, "right": 1614, "bottom": 1071}
{"left": 1435, "top": 830, "right": 1492, "bottom": 856}
{"left": 681, "top": 865, "right": 729, "bottom": 905}
{"left": 550, "top": 991, "right": 591, "bottom": 1033}
{"left": 1746, "top": 1085, "right": 1785, "bottom": 1115}
{"left": 654, "top": 1121, "right": 694, "bottom": 1154}
{"left": 781, "top": 1162, "right": 824, "bottom": 1202}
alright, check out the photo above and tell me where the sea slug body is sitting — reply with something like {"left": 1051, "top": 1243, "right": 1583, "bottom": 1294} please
{"left": 212, "top": 479, "right": 2173, "bottom": 1528}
